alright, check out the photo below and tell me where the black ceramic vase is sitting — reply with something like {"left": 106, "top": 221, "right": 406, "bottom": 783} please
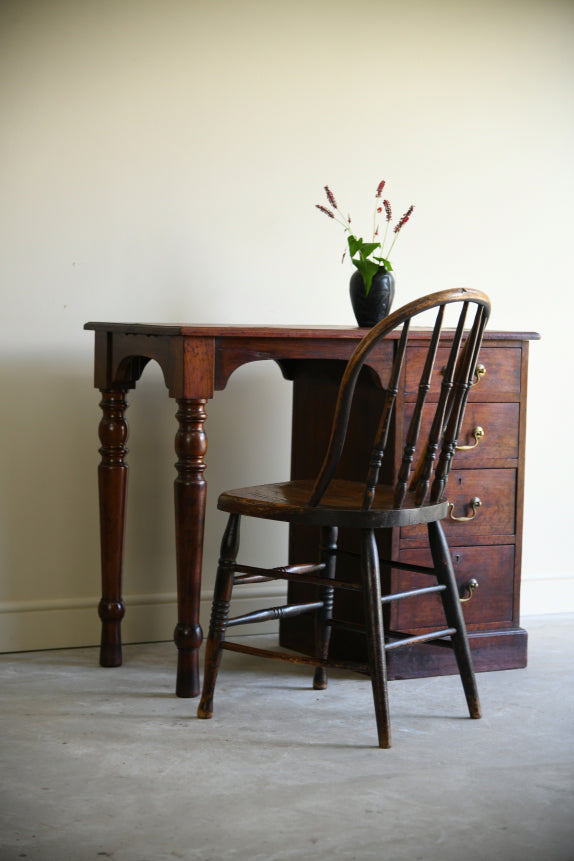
{"left": 349, "top": 267, "right": 395, "bottom": 327}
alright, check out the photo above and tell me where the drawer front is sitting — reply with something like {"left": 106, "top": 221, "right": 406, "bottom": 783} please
{"left": 400, "top": 468, "right": 516, "bottom": 546}
{"left": 394, "top": 544, "right": 515, "bottom": 630}
{"left": 405, "top": 347, "right": 522, "bottom": 401}
{"left": 403, "top": 402, "right": 520, "bottom": 467}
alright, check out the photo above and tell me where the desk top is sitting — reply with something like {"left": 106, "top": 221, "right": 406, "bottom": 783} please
{"left": 85, "top": 323, "right": 539, "bottom": 398}
{"left": 84, "top": 322, "right": 540, "bottom": 341}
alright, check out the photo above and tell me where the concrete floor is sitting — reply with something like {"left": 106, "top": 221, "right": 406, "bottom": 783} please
{"left": 1, "top": 615, "right": 573, "bottom": 861}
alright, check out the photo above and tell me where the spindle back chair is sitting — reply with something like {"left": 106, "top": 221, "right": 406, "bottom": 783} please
{"left": 198, "top": 288, "right": 491, "bottom": 747}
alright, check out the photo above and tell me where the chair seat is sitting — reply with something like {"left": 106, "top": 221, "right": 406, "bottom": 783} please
{"left": 218, "top": 479, "right": 449, "bottom": 528}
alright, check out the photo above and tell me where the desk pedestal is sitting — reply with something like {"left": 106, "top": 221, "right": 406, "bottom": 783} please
{"left": 280, "top": 347, "right": 530, "bottom": 677}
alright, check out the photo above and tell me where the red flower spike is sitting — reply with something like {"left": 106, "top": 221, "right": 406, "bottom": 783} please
{"left": 376, "top": 180, "right": 386, "bottom": 198}
{"left": 324, "top": 186, "right": 338, "bottom": 209}
{"left": 316, "top": 204, "right": 335, "bottom": 219}
{"left": 383, "top": 200, "right": 392, "bottom": 221}
{"left": 377, "top": 206, "right": 382, "bottom": 213}
{"left": 394, "top": 205, "right": 415, "bottom": 233}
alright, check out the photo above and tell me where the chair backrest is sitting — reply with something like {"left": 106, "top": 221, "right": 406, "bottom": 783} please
{"left": 309, "top": 288, "right": 491, "bottom": 509}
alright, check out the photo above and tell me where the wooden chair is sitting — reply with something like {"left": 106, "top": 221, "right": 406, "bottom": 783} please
{"left": 198, "top": 288, "right": 491, "bottom": 747}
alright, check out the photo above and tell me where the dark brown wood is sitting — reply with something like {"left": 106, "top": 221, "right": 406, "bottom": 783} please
{"left": 396, "top": 544, "right": 516, "bottom": 630}
{"left": 86, "top": 323, "right": 391, "bottom": 695}
{"left": 218, "top": 640, "right": 369, "bottom": 675}
{"left": 312, "top": 526, "right": 338, "bottom": 690}
{"left": 173, "top": 398, "right": 208, "bottom": 698}
{"left": 197, "top": 513, "right": 240, "bottom": 719}
{"left": 361, "top": 527, "right": 391, "bottom": 748}
{"left": 197, "top": 289, "right": 497, "bottom": 746}
{"left": 427, "top": 520, "right": 481, "bottom": 719}
{"left": 97, "top": 389, "right": 129, "bottom": 667}
{"left": 402, "top": 468, "right": 516, "bottom": 544}
{"left": 218, "top": 479, "right": 448, "bottom": 527}
{"left": 405, "top": 344, "right": 523, "bottom": 401}
{"left": 283, "top": 327, "right": 537, "bottom": 681}
{"left": 85, "top": 318, "right": 538, "bottom": 699}
{"left": 226, "top": 602, "right": 324, "bottom": 627}
{"left": 405, "top": 401, "right": 520, "bottom": 466}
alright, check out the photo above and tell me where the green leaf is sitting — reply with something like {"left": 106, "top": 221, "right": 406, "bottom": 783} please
{"left": 347, "top": 235, "right": 361, "bottom": 257}
{"left": 352, "top": 257, "right": 380, "bottom": 296}
{"left": 348, "top": 236, "right": 381, "bottom": 261}
{"left": 358, "top": 242, "right": 380, "bottom": 258}
{"left": 373, "top": 256, "right": 393, "bottom": 272}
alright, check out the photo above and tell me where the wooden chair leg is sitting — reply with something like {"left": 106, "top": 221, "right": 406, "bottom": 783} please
{"left": 361, "top": 528, "right": 391, "bottom": 748}
{"left": 313, "top": 526, "right": 338, "bottom": 690}
{"left": 197, "top": 514, "right": 241, "bottom": 719}
{"left": 427, "top": 521, "right": 482, "bottom": 719}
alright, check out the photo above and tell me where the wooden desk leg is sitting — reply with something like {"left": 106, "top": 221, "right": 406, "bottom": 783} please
{"left": 97, "top": 389, "right": 128, "bottom": 667}
{"left": 173, "top": 398, "right": 207, "bottom": 697}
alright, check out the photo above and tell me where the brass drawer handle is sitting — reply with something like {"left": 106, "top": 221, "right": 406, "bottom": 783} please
{"left": 471, "top": 363, "right": 486, "bottom": 386}
{"left": 440, "top": 362, "right": 485, "bottom": 385}
{"left": 456, "top": 425, "right": 485, "bottom": 451}
{"left": 448, "top": 496, "right": 482, "bottom": 522}
{"left": 459, "top": 578, "right": 479, "bottom": 603}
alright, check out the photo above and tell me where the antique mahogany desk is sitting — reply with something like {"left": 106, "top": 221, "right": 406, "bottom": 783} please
{"left": 85, "top": 323, "right": 538, "bottom": 697}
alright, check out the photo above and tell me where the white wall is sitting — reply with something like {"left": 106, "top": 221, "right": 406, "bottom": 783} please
{"left": 1, "top": 0, "right": 573, "bottom": 651}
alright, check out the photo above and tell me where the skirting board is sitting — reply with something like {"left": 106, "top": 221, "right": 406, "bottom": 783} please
{"left": 519, "top": 572, "right": 574, "bottom": 616}
{"left": 0, "top": 586, "right": 288, "bottom": 653}
{"left": 0, "top": 576, "right": 572, "bottom": 653}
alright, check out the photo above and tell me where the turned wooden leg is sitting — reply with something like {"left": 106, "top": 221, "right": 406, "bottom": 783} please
{"left": 198, "top": 514, "right": 241, "bottom": 719}
{"left": 361, "top": 528, "right": 391, "bottom": 749}
{"left": 97, "top": 389, "right": 129, "bottom": 667}
{"left": 313, "top": 526, "right": 338, "bottom": 690}
{"left": 173, "top": 398, "right": 208, "bottom": 698}
{"left": 428, "top": 521, "right": 482, "bottom": 719}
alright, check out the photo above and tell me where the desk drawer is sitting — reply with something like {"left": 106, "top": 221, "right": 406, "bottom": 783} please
{"left": 394, "top": 544, "right": 515, "bottom": 630}
{"left": 403, "top": 402, "right": 520, "bottom": 467}
{"left": 405, "top": 347, "right": 522, "bottom": 401}
{"left": 400, "top": 468, "right": 516, "bottom": 547}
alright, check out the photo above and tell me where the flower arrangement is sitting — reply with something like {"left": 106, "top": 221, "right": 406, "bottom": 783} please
{"left": 316, "top": 181, "right": 414, "bottom": 296}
